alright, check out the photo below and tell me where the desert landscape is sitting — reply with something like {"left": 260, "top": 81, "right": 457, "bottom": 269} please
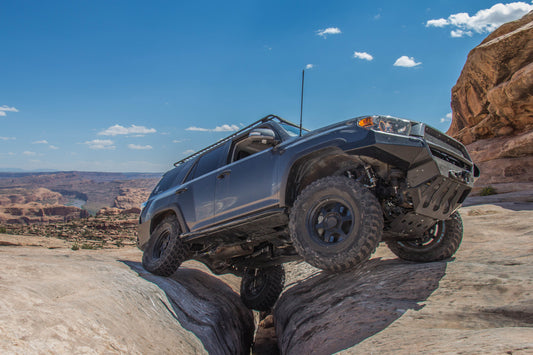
{"left": 1, "top": 191, "right": 532, "bottom": 354}
{"left": 1, "top": 7, "right": 532, "bottom": 355}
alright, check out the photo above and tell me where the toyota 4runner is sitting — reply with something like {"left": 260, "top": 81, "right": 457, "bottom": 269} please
{"left": 138, "top": 114, "right": 478, "bottom": 310}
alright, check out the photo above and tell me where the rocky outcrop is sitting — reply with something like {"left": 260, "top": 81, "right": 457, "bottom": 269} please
{"left": 447, "top": 11, "right": 533, "bottom": 190}
{"left": 0, "top": 247, "right": 254, "bottom": 354}
{"left": 1, "top": 193, "right": 533, "bottom": 353}
{"left": 448, "top": 11, "right": 533, "bottom": 144}
{"left": 0, "top": 202, "right": 90, "bottom": 224}
{"left": 466, "top": 131, "right": 533, "bottom": 188}
{"left": 272, "top": 194, "right": 533, "bottom": 353}
{"left": 113, "top": 187, "right": 150, "bottom": 210}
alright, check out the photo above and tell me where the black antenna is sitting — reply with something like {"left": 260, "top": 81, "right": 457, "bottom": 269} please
{"left": 299, "top": 69, "right": 305, "bottom": 136}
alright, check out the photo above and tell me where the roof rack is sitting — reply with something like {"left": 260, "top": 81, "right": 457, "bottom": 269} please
{"left": 174, "top": 114, "right": 304, "bottom": 167}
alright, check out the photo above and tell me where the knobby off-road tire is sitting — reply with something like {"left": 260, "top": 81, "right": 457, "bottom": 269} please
{"left": 386, "top": 211, "right": 463, "bottom": 262}
{"left": 289, "top": 176, "right": 383, "bottom": 273}
{"left": 240, "top": 265, "right": 285, "bottom": 311}
{"left": 142, "top": 214, "right": 189, "bottom": 277}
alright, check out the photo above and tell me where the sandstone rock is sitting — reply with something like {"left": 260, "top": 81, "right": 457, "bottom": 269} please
{"left": 448, "top": 11, "right": 533, "bottom": 144}
{"left": 446, "top": 11, "right": 533, "bottom": 190}
{"left": 97, "top": 207, "right": 122, "bottom": 216}
{"left": 0, "top": 203, "right": 90, "bottom": 225}
{"left": 274, "top": 194, "right": 533, "bottom": 353}
{"left": 113, "top": 187, "right": 150, "bottom": 210}
{"left": 0, "top": 247, "right": 254, "bottom": 354}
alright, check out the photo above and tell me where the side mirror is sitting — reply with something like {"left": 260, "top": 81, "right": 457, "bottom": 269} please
{"left": 249, "top": 128, "right": 277, "bottom": 145}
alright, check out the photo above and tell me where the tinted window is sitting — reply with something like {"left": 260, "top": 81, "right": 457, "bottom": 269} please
{"left": 150, "top": 160, "right": 194, "bottom": 196}
{"left": 194, "top": 145, "right": 226, "bottom": 178}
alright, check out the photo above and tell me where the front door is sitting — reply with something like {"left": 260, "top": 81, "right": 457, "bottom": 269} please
{"left": 214, "top": 144, "right": 279, "bottom": 224}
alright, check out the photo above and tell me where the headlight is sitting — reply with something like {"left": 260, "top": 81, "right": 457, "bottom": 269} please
{"left": 357, "top": 116, "right": 412, "bottom": 136}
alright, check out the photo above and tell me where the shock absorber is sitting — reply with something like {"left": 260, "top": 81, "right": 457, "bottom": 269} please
{"left": 364, "top": 165, "right": 377, "bottom": 188}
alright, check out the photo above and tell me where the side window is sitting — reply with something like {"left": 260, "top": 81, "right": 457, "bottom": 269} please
{"left": 151, "top": 159, "right": 196, "bottom": 197}
{"left": 230, "top": 126, "right": 278, "bottom": 163}
{"left": 173, "top": 159, "right": 195, "bottom": 184}
{"left": 193, "top": 145, "right": 226, "bottom": 179}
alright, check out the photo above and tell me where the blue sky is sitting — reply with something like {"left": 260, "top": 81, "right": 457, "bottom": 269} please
{"left": 1, "top": 1, "right": 532, "bottom": 172}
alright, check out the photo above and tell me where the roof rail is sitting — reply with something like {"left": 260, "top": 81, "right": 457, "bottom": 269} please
{"left": 173, "top": 114, "right": 302, "bottom": 167}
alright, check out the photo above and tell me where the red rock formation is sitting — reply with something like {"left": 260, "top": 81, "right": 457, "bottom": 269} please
{"left": 113, "top": 187, "right": 150, "bottom": 210}
{"left": 448, "top": 11, "right": 533, "bottom": 191}
{"left": 448, "top": 11, "right": 533, "bottom": 144}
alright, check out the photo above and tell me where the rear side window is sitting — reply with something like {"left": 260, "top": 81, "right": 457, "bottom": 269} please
{"left": 151, "top": 160, "right": 194, "bottom": 196}
{"left": 194, "top": 145, "right": 226, "bottom": 179}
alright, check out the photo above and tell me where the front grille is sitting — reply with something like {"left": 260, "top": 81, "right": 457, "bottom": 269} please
{"left": 424, "top": 126, "right": 469, "bottom": 161}
{"left": 430, "top": 147, "right": 471, "bottom": 170}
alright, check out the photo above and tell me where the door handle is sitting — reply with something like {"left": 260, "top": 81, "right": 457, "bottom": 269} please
{"left": 175, "top": 187, "right": 188, "bottom": 195}
{"left": 216, "top": 170, "right": 231, "bottom": 180}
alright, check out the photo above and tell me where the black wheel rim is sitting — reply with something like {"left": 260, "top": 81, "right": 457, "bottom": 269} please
{"left": 306, "top": 197, "right": 356, "bottom": 245}
{"left": 152, "top": 230, "right": 171, "bottom": 260}
{"left": 399, "top": 221, "right": 445, "bottom": 251}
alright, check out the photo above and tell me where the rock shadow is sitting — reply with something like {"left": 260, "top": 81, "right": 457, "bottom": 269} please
{"left": 121, "top": 261, "right": 254, "bottom": 355}
{"left": 274, "top": 258, "right": 448, "bottom": 354}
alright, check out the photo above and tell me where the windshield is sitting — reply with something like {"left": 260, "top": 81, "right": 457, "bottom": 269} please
{"left": 279, "top": 123, "right": 307, "bottom": 137}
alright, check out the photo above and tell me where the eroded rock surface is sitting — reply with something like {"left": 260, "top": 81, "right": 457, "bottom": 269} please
{"left": 0, "top": 246, "right": 253, "bottom": 354}
{"left": 447, "top": 11, "right": 533, "bottom": 190}
{"left": 448, "top": 11, "right": 533, "bottom": 144}
{"left": 274, "top": 192, "right": 533, "bottom": 354}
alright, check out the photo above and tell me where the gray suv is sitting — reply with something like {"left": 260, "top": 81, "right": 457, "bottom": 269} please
{"left": 138, "top": 114, "right": 478, "bottom": 310}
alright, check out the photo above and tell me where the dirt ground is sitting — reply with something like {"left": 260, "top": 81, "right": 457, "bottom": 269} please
{"left": 1, "top": 191, "right": 532, "bottom": 354}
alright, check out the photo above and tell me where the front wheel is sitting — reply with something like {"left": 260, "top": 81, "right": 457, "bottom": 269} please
{"left": 386, "top": 212, "right": 463, "bottom": 262}
{"left": 289, "top": 176, "right": 383, "bottom": 273}
{"left": 240, "top": 265, "right": 285, "bottom": 311}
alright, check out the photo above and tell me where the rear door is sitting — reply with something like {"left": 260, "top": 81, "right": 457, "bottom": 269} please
{"left": 180, "top": 143, "right": 229, "bottom": 231}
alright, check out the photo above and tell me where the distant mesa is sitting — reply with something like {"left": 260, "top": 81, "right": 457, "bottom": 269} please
{"left": 0, "top": 172, "right": 159, "bottom": 225}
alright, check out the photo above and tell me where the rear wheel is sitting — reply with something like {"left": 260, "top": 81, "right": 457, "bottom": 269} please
{"left": 289, "top": 176, "right": 383, "bottom": 272}
{"left": 142, "top": 214, "right": 189, "bottom": 276}
{"left": 386, "top": 212, "right": 463, "bottom": 262}
{"left": 240, "top": 265, "right": 285, "bottom": 311}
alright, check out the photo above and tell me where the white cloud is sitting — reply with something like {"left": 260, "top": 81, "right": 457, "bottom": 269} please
{"left": 49, "top": 145, "right": 59, "bottom": 150}
{"left": 426, "top": 18, "right": 449, "bottom": 27}
{"left": 393, "top": 56, "right": 422, "bottom": 67}
{"left": 23, "top": 151, "right": 37, "bottom": 156}
{"left": 450, "top": 29, "right": 473, "bottom": 38}
{"left": 83, "top": 139, "right": 116, "bottom": 150}
{"left": 98, "top": 124, "right": 157, "bottom": 136}
{"left": 182, "top": 149, "right": 195, "bottom": 155}
{"left": 33, "top": 140, "right": 48, "bottom": 144}
{"left": 305, "top": 64, "right": 314, "bottom": 70}
{"left": 214, "top": 124, "right": 240, "bottom": 132}
{"left": 128, "top": 144, "right": 153, "bottom": 150}
{"left": 353, "top": 51, "right": 374, "bottom": 61}
{"left": 186, "top": 124, "right": 240, "bottom": 132}
{"left": 440, "top": 112, "right": 453, "bottom": 123}
{"left": 186, "top": 126, "right": 210, "bottom": 132}
{"left": 0, "top": 136, "right": 16, "bottom": 141}
{"left": 426, "top": 2, "right": 533, "bottom": 37}
{"left": 0, "top": 105, "right": 19, "bottom": 117}
{"left": 316, "top": 27, "right": 342, "bottom": 38}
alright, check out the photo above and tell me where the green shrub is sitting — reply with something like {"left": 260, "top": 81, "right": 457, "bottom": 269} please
{"left": 480, "top": 186, "right": 497, "bottom": 196}
{"left": 81, "top": 243, "right": 95, "bottom": 250}
{"left": 0, "top": 226, "right": 6, "bottom": 234}
{"left": 71, "top": 243, "right": 80, "bottom": 251}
